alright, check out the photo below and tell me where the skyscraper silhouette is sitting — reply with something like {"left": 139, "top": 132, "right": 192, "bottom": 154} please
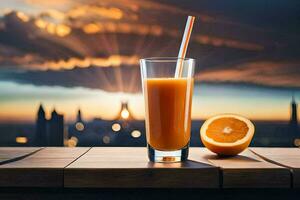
{"left": 48, "top": 109, "right": 64, "bottom": 146}
{"left": 290, "top": 95, "right": 299, "bottom": 146}
{"left": 77, "top": 108, "right": 83, "bottom": 122}
{"left": 34, "top": 104, "right": 47, "bottom": 146}
{"left": 290, "top": 95, "right": 298, "bottom": 126}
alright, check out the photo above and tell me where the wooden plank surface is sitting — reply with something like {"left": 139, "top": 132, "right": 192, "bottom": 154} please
{"left": 251, "top": 147, "right": 300, "bottom": 188}
{"left": 0, "top": 147, "right": 90, "bottom": 187}
{"left": 0, "top": 147, "right": 296, "bottom": 189}
{"left": 0, "top": 147, "right": 41, "bottom": 164}
{"left": 189, "top": 148, "right": 291, "bottom": 188}
{"left": 65, "top": 147, "right": 219, "bottom": 188}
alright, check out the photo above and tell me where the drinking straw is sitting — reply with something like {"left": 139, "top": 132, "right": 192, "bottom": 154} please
{"left": 175, "top": 16, "right": 195, "bottom": 78}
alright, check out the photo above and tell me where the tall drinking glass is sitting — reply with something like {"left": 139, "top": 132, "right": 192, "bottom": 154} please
{"left": 140, "top": 57, "right": 195, "bottom": 162}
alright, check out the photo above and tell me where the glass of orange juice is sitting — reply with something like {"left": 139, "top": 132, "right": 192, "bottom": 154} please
{"left": 140, "top": 57, "right": 195, "bottom": 162}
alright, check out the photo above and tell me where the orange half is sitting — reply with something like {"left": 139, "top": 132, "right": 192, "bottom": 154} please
{"left": 200, "top": 114, "right": 255, "bottom": 156}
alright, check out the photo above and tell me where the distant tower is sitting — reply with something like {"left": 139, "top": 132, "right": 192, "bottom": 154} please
{"left": 34, "top": 104, "right": 47, "bottom": 146}
{"left": 117, "top": 101, "right": 134, "bottom": 120}
{"left": 290, "top": 95, "right": 298, "bottom": 127}
{"left": 76, "top": 109, "right": 83, "bottom": 122}
{"left": 290, "top": 95, "right": 299, "bottom": 146}
{"left": 48, "top": 108, "right": 64, "bottom": 146}
{"left": 74, "top": 108, "right": 85, "bottom": 132}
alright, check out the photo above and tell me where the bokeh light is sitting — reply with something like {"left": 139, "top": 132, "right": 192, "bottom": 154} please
{"left": 102, "top": 135, "right": 111, "bottom": 144}
{"left": 67, "top": 136, "right": 78, "bottom": 147}
{"left": 15, "top": 136, "right": 28, "bottom": 144}
{"left": 75, "top": 122, "right": 85, "bottom": 131}
{"left": 131, "top": 130, "right": 141, "bottom": 138}
{"left": 112, "top": 123, "right": 121, "bottom": 132}
{"left": 294, "top": 139, "right": 300, "bottom": 147}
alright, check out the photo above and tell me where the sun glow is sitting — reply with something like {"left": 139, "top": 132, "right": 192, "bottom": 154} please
{"left": 121, "top": 109, "right": 130, "bottom": 119}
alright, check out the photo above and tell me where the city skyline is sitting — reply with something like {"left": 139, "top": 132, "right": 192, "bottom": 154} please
{"left": 10, "top": 95, "right": 299, "bottom": 147}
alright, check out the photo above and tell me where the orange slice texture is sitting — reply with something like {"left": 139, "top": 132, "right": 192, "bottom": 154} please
{"left": 200, "top": 114, "right": 255, "bottom": 156}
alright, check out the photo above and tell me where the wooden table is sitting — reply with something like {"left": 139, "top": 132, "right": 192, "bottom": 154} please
{"left": 0, "top": 147, "right": 299, "bottom": 199}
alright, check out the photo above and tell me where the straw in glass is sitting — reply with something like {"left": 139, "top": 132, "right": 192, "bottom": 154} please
{"left": 175, "top": 16, "right": 195, "bottom": 78}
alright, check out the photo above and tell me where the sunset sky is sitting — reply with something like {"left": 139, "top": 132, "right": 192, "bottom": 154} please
{"left": 0, "top": 80, "right": 298, "bottom": 123}
{"left": 0, "top": 0, "right": 299, "bottom": 123}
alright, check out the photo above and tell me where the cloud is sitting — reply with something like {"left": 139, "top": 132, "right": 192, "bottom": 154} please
{"left": 1, "top": 58, "right": 300, "bottom": 94}
{"left": 0, "top": 0, "right": 299, "bottom": 93}
{"left": 23, "top": 55, "right": 139, "bottom": 70}
{"left": 0, "top": 0, "right": 269, "bottom": 68}
{"left": 196, "top": 60, "right": 300, "bottom": 88}
{"left": 0, "top": 65, "right": 141, "bottom": 93}
{"left": 25, "top": 0, "right": 73, "bottom": 9}
{"left": 0, "top": 11, "right": 265, "bottom": 72}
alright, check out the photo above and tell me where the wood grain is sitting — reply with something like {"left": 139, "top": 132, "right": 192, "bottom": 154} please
{"left": 250, "top": 147, "right": 300, "bottom": 188}
{"left": 65, "top": 147, "right": 219, "bottom": 188}
{"left": 0, "top": 147, "right": 89, "bottom": 187}
{"left": 0, "top": 147, "right": 41, "bottom": 164}
{"left": 189, "top": 148, "right": 291, "bottom": 188}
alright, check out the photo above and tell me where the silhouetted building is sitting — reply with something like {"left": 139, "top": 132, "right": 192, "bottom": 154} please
{"left": 290, "top": 95, "right": 299, "bottom": 146}
{"left": 74, "top": 109, "right": 85, "bottom": 133}
{"left": 77, "top": 108, "right": 83, "bottom": 123}
{"left": 48, "top": 109, "right": 64, "bottom": 146}
{"left": 34, "top": 104, "right": 47, "bottom": 146}
{"left": 290, "top": 95, "right": 298, "bottom": 127}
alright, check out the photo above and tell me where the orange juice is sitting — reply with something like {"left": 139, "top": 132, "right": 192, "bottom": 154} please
{"left": 144, "top": 78, "right": 193, "bottom": 151}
